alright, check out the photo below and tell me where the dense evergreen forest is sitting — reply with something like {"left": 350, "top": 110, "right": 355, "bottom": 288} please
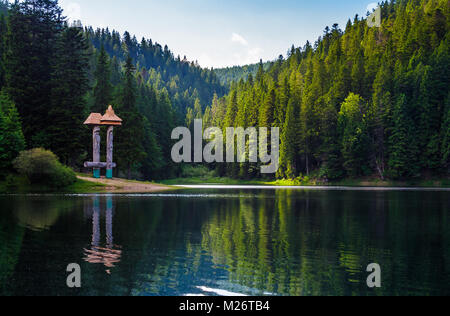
{"left": 0, "top": 0, "right": 225, "bottom": 180}
{"left": 85, "top": 27, "right": 226, "bottom": 115}
{"left": 0, "top": 0, "right": 449, "bottom": 183}
{"left": 193, "top": 0, "right": 449, "bottom": 181}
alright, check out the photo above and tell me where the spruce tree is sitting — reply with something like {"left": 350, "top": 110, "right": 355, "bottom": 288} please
{"left": 115, "top": 55, "right": 146, "bottom": 179}
{"left": 278, "top": 98, "right": 298, "bottom": 179}
{"left": 154, "top": 89, "right": 176, "bottom": 172}
{"left": 4, "top": 0, "right": 64, "bottom": 147}
{"left": 338, "top": 93, "right": 371, "bottom": 176}
{"left": 48, "top": 24, "right": 90, "bottom": 166}
{"left": 0, "top": 14, "right": 6, "bottom": 89}
{"left": 320, "top": 102, "right": 343, "bottom": 180}
{"left": 259, "top": 88, "right": 276, "bottom": 128}
{"left": 93, "top": 44, "right": 112, "bottom": 113}
{"left": 387, "top": 94, "right": 417, "bottom": 179}
{"left": 0, "top": 91, "right": 25, "bottom": 174}
{"left": 140, "top": 117, "right": 163, "bottom": 180}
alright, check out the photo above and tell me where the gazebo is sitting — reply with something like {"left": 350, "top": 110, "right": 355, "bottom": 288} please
{"left": 84, "top": 106, "right": 122, "bottom": 179}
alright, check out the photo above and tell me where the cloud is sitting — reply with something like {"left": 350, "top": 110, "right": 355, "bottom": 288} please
{"left": 232, "top": 46, "right": 263, "bottom": 66}
{"left": 197, "top": 33, "right": 263, "bottom": 68}
{"left": 198, "top": 53, "right": 214, "bottom": 68}
{"left": 231, "top": 33, "right": 248, "bottom": 46}
{"left": 229, "top": 33, "right": 263, "bottom": 66}
{"left": 63, "top": 2, "right": 82, "bottom": 21}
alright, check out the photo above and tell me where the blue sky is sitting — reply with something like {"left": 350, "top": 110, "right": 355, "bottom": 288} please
{"left": 58, "top": 0, "right": 379, "bottom": 68}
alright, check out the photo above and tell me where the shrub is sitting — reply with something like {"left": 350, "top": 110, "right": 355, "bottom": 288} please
{"left": 13, "top": 148, "right": 76, "bottom": 188}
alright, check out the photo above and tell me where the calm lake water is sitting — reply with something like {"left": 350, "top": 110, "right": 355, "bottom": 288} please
{"left": 1, "top": 188, "right": 449, "bottom": 296}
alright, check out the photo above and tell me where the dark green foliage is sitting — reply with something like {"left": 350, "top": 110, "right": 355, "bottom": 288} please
{"left": 278, "top": 98, "right": 298, "bottom": 179}
{"left": 4, "top": 0, "right": 64, "bottom": 148}
{"left": 115, "top": 56, "right": 146, "bottom": 179}
{"left": 319, "top": 103, "right": 343, "bottom": 180}
{"left": 442, "top": 93, "right": 450, "bottom": 170}
{"left": 0, "top": 91, "right": 25, "bottom": 175}
{"left": 92, "top": 44, "right": 112, "bottom": 113}
{"left": 48, "top": 24, "right": 90, "bottom": 167}
{"left": 388, "top": 94, "right": 418, "bottom": 179}
{"left": 260, "top": 88, "right": 276, "bottom": 128}
{"left": 13, "top": 148, "right": 76, "bottom": 188}
{"left": 339, "top": 93, "right": 371, "bottom": 176}
{"left": 0, "top": 13, "right": 6, "bottom": 88}
{"left": 140, "top": 117, "right": 163, "bottom": 180}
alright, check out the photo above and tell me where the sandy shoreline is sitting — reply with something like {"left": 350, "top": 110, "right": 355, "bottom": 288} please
{"left": 77, "top": 176, "right": 174, "bottom": 193}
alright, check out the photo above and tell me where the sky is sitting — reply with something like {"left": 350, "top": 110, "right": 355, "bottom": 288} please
{"left": 57, "top": 0, "right": 379, "bottom": 69}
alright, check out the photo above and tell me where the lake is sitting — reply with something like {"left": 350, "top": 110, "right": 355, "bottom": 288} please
{"left": 1, "top": 188, "right": 449, "bottom": 296}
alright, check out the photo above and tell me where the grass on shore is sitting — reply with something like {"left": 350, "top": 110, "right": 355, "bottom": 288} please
{"left": 160, "top": 165, "right": 449, "bottom": 187}
{"left": 160, "top": 175, "right": 450, "bottom": 188}
{"left": 0, "top": 174, "right": 107, "bottom": 194}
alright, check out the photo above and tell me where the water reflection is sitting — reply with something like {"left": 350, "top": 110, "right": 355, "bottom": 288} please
{"left": 83, "top": 196, "right": 122, "bottom": 274}
{"left": 0, "top": 189, "right": 449, "bottom": 296}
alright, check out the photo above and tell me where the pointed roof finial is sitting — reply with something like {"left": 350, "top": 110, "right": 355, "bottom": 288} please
{"left": 101, "top": 105, "right": 122, "bottom": 126}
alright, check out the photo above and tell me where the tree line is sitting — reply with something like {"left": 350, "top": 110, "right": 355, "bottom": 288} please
{"left": 214, "top": 61, "right": 273, "bottom": 85}
{"left": 193, "top": 0, "right": 449, "bottom": 181}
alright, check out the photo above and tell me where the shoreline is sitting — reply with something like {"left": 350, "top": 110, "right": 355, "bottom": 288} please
{"left": 1, "top": 175, "right": 448, "bottom": 194}
{"left": 75, "top": 175, "right": 176, "bottom": 193}
{"left": 176, "top": 184, "right": 450, "bottom": 191}
{"left": 160, "top": 176, "right": 450, "bottom": 189}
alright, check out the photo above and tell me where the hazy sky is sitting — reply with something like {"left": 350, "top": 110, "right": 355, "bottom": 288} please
{"left": 58, "top": 0, "right": 378, "bottom": 68}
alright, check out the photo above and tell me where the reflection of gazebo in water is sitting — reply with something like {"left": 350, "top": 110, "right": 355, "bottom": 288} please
{"left": 83, "top": 196, "right": 122, "bottom": 274}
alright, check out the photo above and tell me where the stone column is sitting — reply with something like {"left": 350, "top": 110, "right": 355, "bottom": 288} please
{"left": 106, "top": 126, "right": 114, "bottom": 179}
{"left": 93, "top": 126, "right": 101, "bottom": 178}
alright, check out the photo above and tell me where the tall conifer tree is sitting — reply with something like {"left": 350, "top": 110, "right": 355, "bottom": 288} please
{"left": 93, "top": 44, "right": 112, "bottom": 113}
{"left": 48, "top": 23, "right": 90, "bottom": 166}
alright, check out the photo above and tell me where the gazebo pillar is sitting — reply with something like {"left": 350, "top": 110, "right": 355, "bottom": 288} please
{"left": 93, "top": 126, "right": 101, "bottom": 178}
{"left": 106, "top": 126, "right": 114, "bottom": 179}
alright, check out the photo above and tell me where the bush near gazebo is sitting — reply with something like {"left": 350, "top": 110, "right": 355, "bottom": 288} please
{"left": 13, "top": 148, "right": 76, "bottom": 188}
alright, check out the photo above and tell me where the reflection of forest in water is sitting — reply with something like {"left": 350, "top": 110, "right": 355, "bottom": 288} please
{"left": 0, "top": 190, "right": 449, "bottom": 296}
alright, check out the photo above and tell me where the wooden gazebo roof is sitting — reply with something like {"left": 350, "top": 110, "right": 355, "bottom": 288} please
{"left": 84, "top": 113, "right": 102, "bottom": 125}
{"left": 101, "top": 106, "right": 122, "bottom": 126}
{"left": 83, "top": 106, "right": 122, "bottom": 126}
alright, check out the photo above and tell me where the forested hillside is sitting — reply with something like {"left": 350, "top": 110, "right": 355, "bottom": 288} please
{"left": 85, "top": 27, "right": 226, "bottom": 115}
{"left": 0, "top": 0, "right": 226, "bottom": 180}
{"left": 214, "top": 61, "right": 272, "bottom": 84}
{"left": 195, "top": 0, "right": 450, "bottom": 180}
